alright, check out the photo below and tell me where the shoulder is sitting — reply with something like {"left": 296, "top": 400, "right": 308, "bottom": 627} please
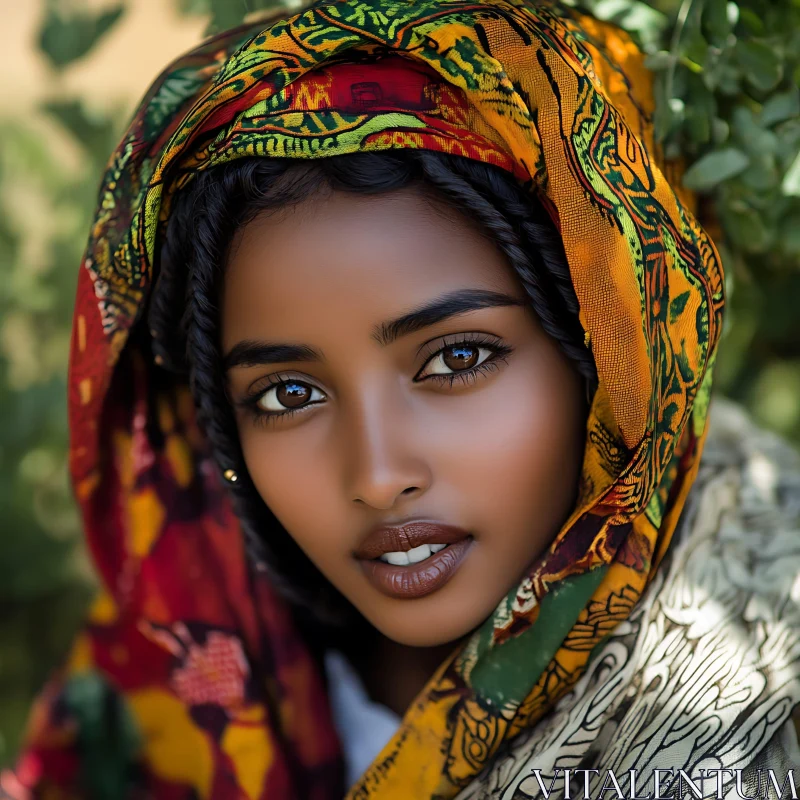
{"left": 675, "top": 394, "right": 800, "bottom": 618}
{"left": 638, "top": 394, "right": 800, "bottom": 758}
{"left": 651, "top": 394, "right": 800, "bottom": 762}
{"left": 697, "top": 393, "right": 800, "bottom": 529}
{"left": 615, "top": 396, "right": 800, "bottom": 774}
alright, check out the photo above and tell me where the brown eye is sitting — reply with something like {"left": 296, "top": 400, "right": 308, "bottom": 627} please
{"left": 257, "top": 380, "right": 325, "bottom": 414}
{"left": 277, "top": 382, "right": 311, "bottom": 407}
{"left": 442, "top": 345, "right": 479, "bottom": 371}
{"left": 416, "top": 341, "right": 498, "bottom": 381}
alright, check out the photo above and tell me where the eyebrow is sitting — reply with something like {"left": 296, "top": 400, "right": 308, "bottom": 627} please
{"left": 223, "top": 288, "right": 526, "bottom": 371}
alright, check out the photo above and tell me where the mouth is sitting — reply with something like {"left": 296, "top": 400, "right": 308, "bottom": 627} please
{"left": 354, "top": 521, "right": 474, "bottom": 599}
{"left": 376, "top": 542, "right": 451, "bottom": 565}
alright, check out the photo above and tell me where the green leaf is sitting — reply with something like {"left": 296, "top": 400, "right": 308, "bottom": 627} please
{"left": 37, "top": 1, "right": 126, "bottom": 70}
{"left": 780, "top": 211, "right": 800, "bottom": 254}
{"left": 652, "top": 75, "right": 679, "bottom": 142}
{"left": 704, "top": 0, "right": 732, "bottom": 47}
{"left": 736, "top": 6, "right": 765, "bottom": 36}
{"left": 683, "top": 26, "right": 710, "bottom": 69}
{"left": 686, "top": 110, "right": 712, "bottom": 143}
{"left": 739, "top": 153, "right": 780, "bottom": 191}
{"left": 760, "top": 86, "right": 800, "bottom": 127}
{"left": 714, "top": 61, "right": 743, "bottom": 96}
{"left": 681, "top": 147, "right": 750, "bottom": 191}
{"left": 684, "top": 77, "right": 717, "bottom": 145}
{"left": 732, "top": 105, "right": 779, "bottom": 155}
{"left": 712, "top": 117, "right": 731, "bottom": 144}
{"left": 776, "top": 118, "right": 800, "bottom": 169}
{"left": 40, "top": 99, "right": 119, "bottom": 171}
{"left": 735, "top": 40, "right": 784, "bottom": 92}
{"left": 724, "top": 203, "right": 773, "bottom": 252}
{"left": 783, "top": 150, "right": 800, "bottom": 196}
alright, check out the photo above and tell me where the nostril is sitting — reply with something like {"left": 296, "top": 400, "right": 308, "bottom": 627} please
{"left": 401, "top": 486, "right": 419, "bottom": 496}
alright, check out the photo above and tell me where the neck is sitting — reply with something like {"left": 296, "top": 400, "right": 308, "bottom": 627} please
{"left": 346, "top": 627, "right": 469, "bottom": 718}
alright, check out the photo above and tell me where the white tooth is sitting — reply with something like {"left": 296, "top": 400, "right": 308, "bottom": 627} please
{"left": 382, "top": 550, "right": 410, "bottom": 566}
{"left": 407, "top": 544, "right": 432, "bottom": 564}
{"left": 429, "top": 544, "right": 447, "bottom": 553}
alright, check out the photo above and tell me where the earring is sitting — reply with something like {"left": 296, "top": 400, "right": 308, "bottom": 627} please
{"left": 223, "top": 468, "right": 239, "bottom": 483}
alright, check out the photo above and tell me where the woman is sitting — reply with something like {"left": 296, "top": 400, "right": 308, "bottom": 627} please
{"left": 4, "top": 1, "right": 800, "bottom": 798}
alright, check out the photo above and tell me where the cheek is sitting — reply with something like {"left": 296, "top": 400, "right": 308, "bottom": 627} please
{"left": 440, "top": 356, "right": 584, "bottom": 488}
{"left": 238, "top": 425, "right": 342, "bottom": 563}
{"left": 430, "top": 352, "right": 585, "bottom": 537}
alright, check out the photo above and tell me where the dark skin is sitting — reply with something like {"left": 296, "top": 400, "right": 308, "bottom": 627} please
{"left": 341, "top": 629, "right": 468, "bottom": 718}
{"left": 221, "top": 187, "right": 588, "bottom": 716}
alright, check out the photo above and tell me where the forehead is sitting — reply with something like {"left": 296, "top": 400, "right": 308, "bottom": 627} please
{"left": 221, "top": 188, "right": 521, "bottom": 346}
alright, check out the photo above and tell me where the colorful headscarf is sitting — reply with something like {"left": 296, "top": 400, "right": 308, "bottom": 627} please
{"left": 8, "top": 1, "right": 724, "bottom": 798}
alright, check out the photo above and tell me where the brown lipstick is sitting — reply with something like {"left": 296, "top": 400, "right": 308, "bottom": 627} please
{"left": 354, "top": 521, "right": 474, "bottom": 599}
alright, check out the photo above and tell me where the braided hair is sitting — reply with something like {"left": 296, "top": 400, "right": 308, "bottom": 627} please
{"left": 148, "top": 149, "right": 597, "bottom": 635}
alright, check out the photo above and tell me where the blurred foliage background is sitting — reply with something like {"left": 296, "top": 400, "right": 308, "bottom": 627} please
{"left": 0, "top": 0, "right": 798, "bottom": 768}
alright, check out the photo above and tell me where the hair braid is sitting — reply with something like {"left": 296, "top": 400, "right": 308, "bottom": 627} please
{"left": 152, "top": 161, "right": 351, "bottom": 622}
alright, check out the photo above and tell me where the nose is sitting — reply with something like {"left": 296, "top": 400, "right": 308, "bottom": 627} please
{"left": 342, "top": 385, "right": 432, "bottom": 510}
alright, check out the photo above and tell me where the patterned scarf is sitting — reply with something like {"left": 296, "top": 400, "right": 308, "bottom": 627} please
{"left": 7, "top": 1, "right": 724, "bottom": 798}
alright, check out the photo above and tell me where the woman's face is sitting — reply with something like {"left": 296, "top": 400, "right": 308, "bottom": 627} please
{"left": 221, "top": 186, "right": 587, "bottom": 647}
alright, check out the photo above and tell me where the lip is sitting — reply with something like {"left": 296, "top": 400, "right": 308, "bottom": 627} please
{"left": 355, "top": 521, "right": 474, "bottom": 599}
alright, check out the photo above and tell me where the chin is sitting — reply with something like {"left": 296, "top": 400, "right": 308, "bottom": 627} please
{"left": 361, "top": 597, "right": 490, "bottom": 648}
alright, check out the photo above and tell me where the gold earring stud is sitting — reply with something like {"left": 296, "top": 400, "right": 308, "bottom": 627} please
{"left": 223, "top": 469, "right": 239, "bottom": 483}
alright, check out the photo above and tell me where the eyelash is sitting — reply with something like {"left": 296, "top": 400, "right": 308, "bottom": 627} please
{"left": 238, "top": 332, "right": 514, "bottom": 427}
